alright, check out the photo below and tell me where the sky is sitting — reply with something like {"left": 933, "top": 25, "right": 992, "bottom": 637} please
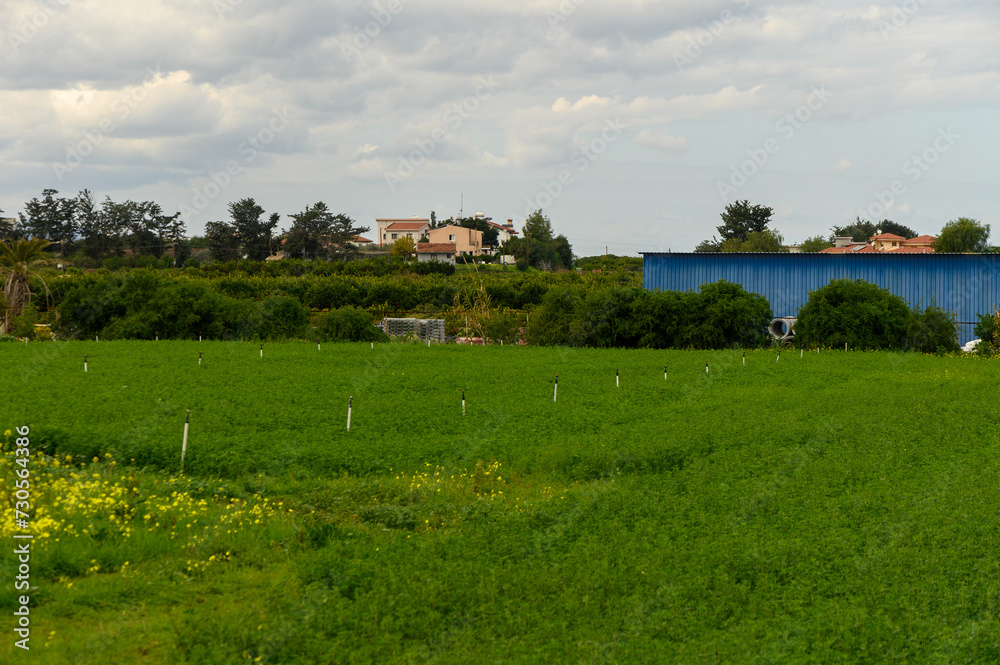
{"left": 1, "top": 0, "right": 998, "bottom": 256}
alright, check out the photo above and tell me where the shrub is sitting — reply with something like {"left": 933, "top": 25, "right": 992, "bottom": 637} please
{"left": 795, "top": 279, "right": 911, "bottom": 350}
{"left": 527, "top": 286, "right": 584, "bottom": 345}
{"left": 255, "top": 295, "right": 310, "bottom": 340}
{"left": 680, "top": 280, "right": 772, "bottom": 349}
{"left": 973, "top": 309, "right": 1000, "bottom": 355}
{"left": 315, "top": 306, "right": 388, "bottom": 342}
{"left": 907, "top": 305, "right": 960, "bottom": 354}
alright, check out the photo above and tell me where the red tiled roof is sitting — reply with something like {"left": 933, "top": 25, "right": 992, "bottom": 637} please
{"left": 416, "top": 243, "right": 456, "bottom": 253}
{"left": 888, "top": 246, "right": 935, "bottom": 253}
{"left": 352, "top": 235, "right": 372, "bottom": 243}
{"left": 377, "top": 218, "right": 430, "bottom": 223}
{"left": 385, "top": 221, "right": 430, "bottom": 231}
{"left": 903, "top": 235, "right": 937, "bottom": 245}
{"left": 819, "top": 244, "right": 870, "bottom": 253}
{"left": 870, "top": 233, "right": 906, "bottom": 241}
{"left": 487, "top": 221, "right": 518, "bottom": 234}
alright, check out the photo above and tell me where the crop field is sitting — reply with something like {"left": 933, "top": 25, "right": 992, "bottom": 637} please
{"left": 2, "top": 341, "right": 1000, "bottom": 663}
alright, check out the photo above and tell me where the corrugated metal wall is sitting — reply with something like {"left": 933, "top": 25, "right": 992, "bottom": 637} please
{"left": 642, "top": 253, "right": 1000, "bottom": 344}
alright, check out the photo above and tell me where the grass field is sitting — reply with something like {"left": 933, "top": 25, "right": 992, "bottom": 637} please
{"left": 2, "top": 340, "right": 1000, "bottom": 663}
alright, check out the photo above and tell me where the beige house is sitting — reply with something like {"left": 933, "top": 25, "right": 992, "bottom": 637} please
{"left": 427, "top": 224, "right": 483, "bottom": 256}
{"left": 376, "top": 217, "right": 431, "bottom": 247}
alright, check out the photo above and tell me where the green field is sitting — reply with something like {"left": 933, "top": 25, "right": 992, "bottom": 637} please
{"left": 2, "top": 341, "right": 999, "bottom": 663}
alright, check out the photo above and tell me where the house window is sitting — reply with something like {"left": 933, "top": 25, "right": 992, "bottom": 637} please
{"left": 391, "top": 233, "right": 397, "bottom": 240}
{"left": 446, "top": 254, "right": 453, "bottom": 259}
{"left": 449, "top": 234, "right": 455, "bottom": 241}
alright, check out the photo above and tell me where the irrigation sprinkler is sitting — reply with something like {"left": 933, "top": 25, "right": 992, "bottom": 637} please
{"left": 347, "top": 396, "right": 353, "bottom": 432}
{"left": 462, "top": 389, "right": 466, "bottom": 416}
{"left": 664, "top": 365, "right": 667, "bottom": 380}
{"left": 198, "top": 351, "right": 202, "bottom": 366}
{"left": 553, "top": 375, "right": 558, "bottom": 402}
{"left": 83, "top": 354, "right": 88, "bottom": 373}
{"left": 260, "top": 343, "right": 263, "bottom": 359}
{"left": 318, "top": 343, "right": 321, "bottom": 351}
{"left": 776, "top": 350, "right": 780, "bottom": 363}
{"left": 800, "top": 348, "right": 803, "bottom": 358}
{"left": 845, "top": 342, "right": 848, "bottom": 352}
{"left": 742, "top": 350, "right": 745, "bottom": 367}
{"left": 616, "top": 368, "right": 619, "bottom": 388}
{"left": 199, "top": 332, "right": 202, "bottom": 343}
{"left": 180, "top": 410, "right": 190, "bottom": 473}
{"left": 96, "top": 335, "right": 99, "bottom": 342}
{"left": 705, "top": 361, "right": 709, "bottom": 374}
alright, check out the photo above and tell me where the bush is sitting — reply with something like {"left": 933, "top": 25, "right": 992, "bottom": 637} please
{"left": 11, "top": 304, "right": 39, "bottom": 340}
{"left": 794, "top": 279, "right": 912, "bottom": 350}
{"left": 681, "top": 280, "right": 772, "bottom": 349}
{"left": 907, "top": 305, "right": 960, "bottom": 354}
{"left": 528, "top": 281, "right": 772, "bottom": 349}
{"left": 527, "top": 286, "right": 584, "bottom": 345}
{"left": 973, "top": 309, "right": 1000, "bottom": 355}
{"left": 314, "top": 306, "right": 388, "bottom": 342}
{"left": 255, "top": 295, "right": 310, "bottom": 340}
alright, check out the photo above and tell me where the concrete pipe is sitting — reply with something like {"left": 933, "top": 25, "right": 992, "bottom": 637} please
{"left": 769, "top": 317, "right": 797, "bottom": 342}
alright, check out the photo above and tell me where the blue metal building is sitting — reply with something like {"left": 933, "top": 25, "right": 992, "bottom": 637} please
{"left": 642, "top": 253, "right": 1000, "bottom": 344}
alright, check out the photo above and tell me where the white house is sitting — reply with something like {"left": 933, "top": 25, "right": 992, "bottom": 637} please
{"left": 376, "top": 217, "right": 430, "bottom": 247}
{"left": 416, "top": 242, "right": 457, "bottom": 264}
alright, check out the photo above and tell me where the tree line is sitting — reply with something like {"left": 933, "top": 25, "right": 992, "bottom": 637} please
{"left": 694, "top": 200, "right": 995, "bottom": 254}
{"left": 0, "top": 190, "right": 371, "bottom": 265}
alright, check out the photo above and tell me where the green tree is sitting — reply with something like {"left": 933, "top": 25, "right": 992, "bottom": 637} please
{"left": 327, "top": 213, "right": 370, "bottom": 261}
{"left": 693, "top": 239, "right": 720, "bottom": 253}
{"left": 20, "top": 189, "right": 77, "bottom": 256}
{"left": 284, "top": 202, "right": 336, "bottom": 259}
{"left": 229, "top": 198, "right": 279, "bottom": 261}
{"left": 717, "top": 200, "right": 773, "bottom": 243}
{"left": 720, "top": 229, "right": 787, "bottom": 253}
{"left": 798, "top": 235, "right": 830, "bottom": 252}
{"left": 522, "top": 209, "right": 553, "bottom": 242}
{"left": 390, "top": 236, "right": 416, "bottom": 259}
{"left": 932, "top": 218, "right": 991, "bottom": 253}
{"left": 0, "top": 238, "right": 54, "bottom": 333}
{"left": 205, "top": 221, "right": 241, "bottom": 262}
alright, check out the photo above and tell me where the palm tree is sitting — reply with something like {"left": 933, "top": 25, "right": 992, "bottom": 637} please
{"left": 0, "top": 238, "right": 54, "bottom": 334}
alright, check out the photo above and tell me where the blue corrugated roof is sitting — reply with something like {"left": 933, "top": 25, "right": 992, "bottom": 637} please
{"left": 642, "top": 253, "right": 1000, "bottom": 344}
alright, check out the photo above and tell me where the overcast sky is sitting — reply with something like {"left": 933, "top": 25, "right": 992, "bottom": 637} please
{"left": 1, "top": 0, "right": 997, "bottom": 255}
